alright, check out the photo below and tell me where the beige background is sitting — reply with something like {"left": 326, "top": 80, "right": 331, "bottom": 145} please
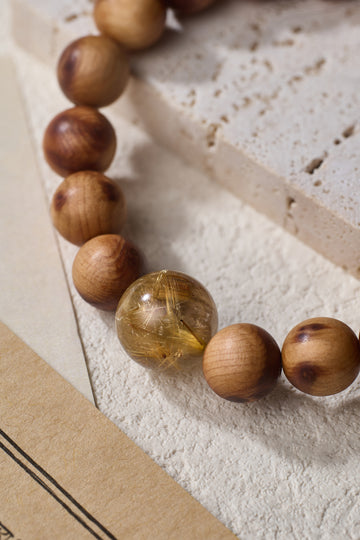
{"left": 0, "top": 56, "right": 93, "bottom": 402}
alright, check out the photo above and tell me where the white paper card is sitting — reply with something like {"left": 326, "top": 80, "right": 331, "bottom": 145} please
{"left": 0, "top": 56, "right": 94, "bottom": 403}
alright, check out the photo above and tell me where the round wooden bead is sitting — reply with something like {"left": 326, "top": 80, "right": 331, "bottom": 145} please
{"left": 72, "top": 234, "right": 142, "bottom": 311}
{"left": 50, "top": 171, "right": 126, "bottom": 246}
{"left": 166, "top": 0, "right": 216, "bottom": 15}
{"left": 116, "top": 270, "right": 218, "bottom": 369}
{"left": 94, "top": 0, "right": 167, "bottom": 50}
{"left": 57, "top": 35, "right": 130, "bottom": 107}
{"left": 43, "top": 106, "right": 116, "bottom": 177}
{"left": 282, "top": 317, "right": 360, "bottom": 396}
{"left": 203, "top": 324, "right": 282, "bottom": 403}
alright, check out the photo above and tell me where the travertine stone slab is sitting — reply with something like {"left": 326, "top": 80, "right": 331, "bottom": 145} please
{"left": 11, "top": 0, "right": 360, "bottom": 275}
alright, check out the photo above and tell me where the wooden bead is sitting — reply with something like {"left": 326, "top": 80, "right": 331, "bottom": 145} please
{"left": 282, "top": 317, "right": 360, "bottom": 396}
{"left": 166, "top": 0, "right": 216, "bottom": 15}
{"left": 203, "top": 324, "right": 282, "bottom": 403}
{"left": 50, "top": 171, "right": 126, "bottom": 246}
{"left": 94, "top": 0, "right": 166, "bottom": 50}
{"left": 57, "top": 35, "right": 129, "bottom": 107}
{"left": 43, "top": 106, "right": 116, "bottom": 177}
{"left": 72, "top": 234, "right": 142, "bottom": 311}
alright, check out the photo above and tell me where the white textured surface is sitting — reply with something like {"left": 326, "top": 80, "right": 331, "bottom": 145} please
{"left": 11, "top": 0, "right": 360, "bottom": 276}
{"left": 4, "top": 2, "right": 360, "bottom": 539}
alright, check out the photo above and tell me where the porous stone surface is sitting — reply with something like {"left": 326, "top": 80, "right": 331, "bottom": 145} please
{"left": 4, "top": 1, "right": 360, "bottom": 539}
{"left": 11, "top": 0, "right": 360, "bottom": 276}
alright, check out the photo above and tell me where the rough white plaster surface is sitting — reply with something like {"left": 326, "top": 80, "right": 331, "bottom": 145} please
{"left": 3, "top": 2, "right": 360, "bottom": 539}
{"left": 11, "top": 0, "right": 360, "bottom": 276}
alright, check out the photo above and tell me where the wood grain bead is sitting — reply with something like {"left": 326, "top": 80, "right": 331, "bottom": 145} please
{"left": 57, "top": 35, "right": 130, "bottom": 107}
{"left": 43, "top": 106, "right": 116, "bottom": 177}
{"left": 50, "top": 171, "right": 126, "bottom": 246}
{"left": 94, "top": 0, "right": 167, "bottom": 50}
{"left": 282, "top": 317, "right": 360, "bottom": 396}
{"left": 166, "top": 0, "right": 216, "bottom": 15}
{"left": 203, "top": 324, "right": 282, "bottom": 403}
{"left": 72, "top": 234, "right": 142, "bottom": 311}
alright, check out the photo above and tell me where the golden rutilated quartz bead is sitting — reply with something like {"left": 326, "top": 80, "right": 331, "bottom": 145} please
{"left": 115, "top": 270, "right": 218, "bottom": 369}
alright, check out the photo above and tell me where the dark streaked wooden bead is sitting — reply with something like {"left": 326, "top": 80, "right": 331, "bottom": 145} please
{"left": 57, "top": 35, "right": 129, "bottom": 107}
{"left": 43, "top": 106, "right": 116, "bottom": 177}
{"left": 72, "top": 234, "right": 142, "bottom": 311}
{"left": 94, "top": 0, "right": 166, "bottom": 50}
{"left": 51, "top": 171, "right": 126, "bottom": 246}
{"left": 203, "top": 324, "right": 281, "bottom": 403}
{"left": 166, "top": 0, "right": 216, "bottom": 15}
{"left": 282, "top": 317, "right": 360, "bottom": 396}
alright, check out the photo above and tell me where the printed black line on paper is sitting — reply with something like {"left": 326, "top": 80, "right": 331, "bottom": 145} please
{"left": 0, "top": 429, "right": 117, "bottom": 540}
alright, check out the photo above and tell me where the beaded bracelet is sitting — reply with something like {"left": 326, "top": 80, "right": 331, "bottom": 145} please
{"left": 42, "top": 0, "right": 360, "bottom": 403}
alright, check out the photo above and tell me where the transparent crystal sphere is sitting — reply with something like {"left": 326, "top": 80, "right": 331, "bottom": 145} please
{"left": 115, "top": 270, "right": 218, "bottom": 369}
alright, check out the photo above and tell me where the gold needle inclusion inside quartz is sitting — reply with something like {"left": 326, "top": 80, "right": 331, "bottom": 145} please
{"left": 115, "top": 270, "right": 218, "bottom": 369}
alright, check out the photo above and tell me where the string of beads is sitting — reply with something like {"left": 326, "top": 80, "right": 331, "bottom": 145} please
{"left": 42, "top": 0, "right": 360, "bottom": 402}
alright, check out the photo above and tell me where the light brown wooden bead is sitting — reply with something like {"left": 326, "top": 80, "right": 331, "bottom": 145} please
{"left": 50, "top": 171, "right": 126, "bottom": 246}
{"left": 203, "top": 324, "right": 282, "bottom": 403}
{"left": 57, "top": 35, "right": 129, "bottom": 108}
{"left": 72, "top": 234, "right": 142, "bottom": 311}
{"left": 94, "top": 0, "right": 167, "bottom": 50}
{"left": 282, "top": 317, "right": 360, "bottom": 396}
{"left": 43, "top": 106, "right": 116, "bottom": 177}
{"left": 166, "top": 0, "right": 216, "bottom": 15}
